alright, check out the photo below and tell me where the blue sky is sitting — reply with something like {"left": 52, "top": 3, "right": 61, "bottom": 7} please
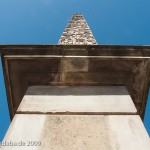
{"left": 0, "top": 0, "right": 150, "bottom": 45}
{"left": 0, "top": 0, "right": 150, "bottom": 141}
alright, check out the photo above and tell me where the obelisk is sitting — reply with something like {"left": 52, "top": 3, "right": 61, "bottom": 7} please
{"left": 58, "top": 14, "right": 97, "bottom": 45}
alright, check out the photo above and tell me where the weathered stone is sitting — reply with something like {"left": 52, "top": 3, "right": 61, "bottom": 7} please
{"left": 58, "top": 14, "right": 97, "bottom": 45}
{"left": 17, "top": 86, "right": 137, "bottom": 115}
{"left": 2, "top": 52, "right": 149, "bottom": 119}
{"left": 62, "top": 57, "right": 88, "bottom": 72}
{"left": 1, "top": 115, "right": 150, "bottom": 150}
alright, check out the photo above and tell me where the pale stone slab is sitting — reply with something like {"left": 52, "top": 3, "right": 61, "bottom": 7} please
{"left": 17, "top": 86, "right": 137, "bottom": 114}
{"left": 1, "top": 115, "right": 150, "bottom": 150}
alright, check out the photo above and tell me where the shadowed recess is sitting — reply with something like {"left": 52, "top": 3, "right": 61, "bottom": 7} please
{"left": 25, "top": 86, "right": 129, "bottom": 95}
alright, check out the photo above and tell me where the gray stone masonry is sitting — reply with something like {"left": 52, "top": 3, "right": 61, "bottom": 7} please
{"left": 58, "top": 14, "right": 97, "bottom": 45}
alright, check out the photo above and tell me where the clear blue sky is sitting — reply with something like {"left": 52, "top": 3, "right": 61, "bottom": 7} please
{"left": 0, "top": 0, "right": 150, "bottom": 141}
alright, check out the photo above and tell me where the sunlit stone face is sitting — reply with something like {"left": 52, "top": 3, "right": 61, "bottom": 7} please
{"left": 58, "top": 14, "right": 97, "bottom": 45}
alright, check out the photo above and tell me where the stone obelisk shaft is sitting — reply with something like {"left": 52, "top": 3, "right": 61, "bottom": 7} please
{"left": 58, "top": 14, "right": 97, "bottom": 45}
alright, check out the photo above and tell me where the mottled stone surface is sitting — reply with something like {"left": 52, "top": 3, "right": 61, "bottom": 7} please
{"left": 1, "top": 115, "right": 150, "bottom": 150}
{"left": 58, "top": 14, "right": 97, "bottom": 45}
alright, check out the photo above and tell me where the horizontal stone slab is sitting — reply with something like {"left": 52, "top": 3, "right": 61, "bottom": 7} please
{"left": 17, "top": 86, "right": 137, "bottom": 114}
{"left": 1, "top": 115, "right": 150, "bottom": 150}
